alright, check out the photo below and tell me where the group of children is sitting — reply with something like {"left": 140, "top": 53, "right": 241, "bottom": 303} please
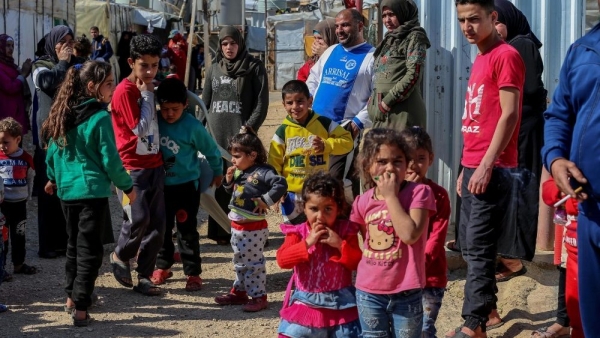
{"left": 0, "top": 30, "right": 454, "bottom": 336}
{"left": 1, "top": 25, "right": 576, "bottom": 338}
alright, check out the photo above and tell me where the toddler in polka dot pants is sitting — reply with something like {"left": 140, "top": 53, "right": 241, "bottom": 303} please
{"left": 214, "top": 126, "right": 288, "bottom": 312}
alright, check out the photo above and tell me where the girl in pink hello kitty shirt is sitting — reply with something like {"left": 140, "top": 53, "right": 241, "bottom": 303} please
{"left": 350, "top": 128, "right": 436, "bottom": 338}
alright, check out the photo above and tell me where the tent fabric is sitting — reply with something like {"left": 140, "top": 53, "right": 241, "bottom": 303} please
{"left": 132, "top": 7, "right": 176, "bottom": 29}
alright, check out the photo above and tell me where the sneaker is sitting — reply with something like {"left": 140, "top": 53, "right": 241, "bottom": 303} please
{"left": 242, "top": 295, "right": 268, "bottom": 312}
{"left": 214, "top": 289, "right": 249, "bottom": 305}
{"left": 185, "top": 275, "right": 203, "bottom": 292}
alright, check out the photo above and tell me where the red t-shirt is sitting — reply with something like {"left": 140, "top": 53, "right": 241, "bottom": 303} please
{"left": 110, "top": 79, "right": 163, "bottom": 170}
{"left": 461, "top": 41, "right": 524, "bottom": 168}
{"left": 423, "top": 179, "right": 450, "bottom": 288}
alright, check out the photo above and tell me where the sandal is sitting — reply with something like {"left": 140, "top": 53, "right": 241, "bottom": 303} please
{"left": 531, "top": 326, "right": 571, "bottom": 338}
{"left": 150, "top": 269, "right": 173, "bottom": 285}
{"left": 0, "top": 304, "right": 7, "bottom": 313}
{"left": 487, "top": 320, "right": 504, "bottom": 330}
{"left": 13, "top": 263, "right": 37, "bottom": 275}
{"left": 445, "top": 327, "right": 473, "bottom": 338}
{"left": 185, "top": 275, "right": 203, "bottom": 292}
{"left": 72, "top": 311, "right": 93, "bottom": 327}
{"left": 110, "top": 252, "right": 133, "bottom": 288}
{"left": 445, "top": 240, "right": 460, "bottom": 253}
{"left": 496, "top": 265, "right": 527, "bottom": 283}
{"left": 133, "top": 278, "right": 162, "bottom": 296}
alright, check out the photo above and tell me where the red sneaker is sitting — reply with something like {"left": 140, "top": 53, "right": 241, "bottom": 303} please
{"left": 214, "top": 289, "right": 249, "bottom": 305}
{"left": 242, "top": 295, "right": 268, "bottom": 312}
{"left": 185, "top": 275, "right": 203, "bottom": 292}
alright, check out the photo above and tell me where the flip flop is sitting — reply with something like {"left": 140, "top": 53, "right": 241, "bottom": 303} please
{"left": 133, "top": 278, "right": 162, "bottom": 296}
{"left": 496, "top": 266, "right": 527, "bottom": 283}
{"left": 487, "top": 320, "right": 505, "bottom": 330}
{"left": 13, "top": 264, "right": 37, "bottom": 275}
{"left": 110, "top": 252, "right": 133, "bottom": 288}
{"left": 445, "top": 240, "right": 460, "bottom": 253}
{"left": 445, "top": 327, "right": 473, "bottom": 338}
{"left": 531, "top": 326, "right": 571, "bottom": 338}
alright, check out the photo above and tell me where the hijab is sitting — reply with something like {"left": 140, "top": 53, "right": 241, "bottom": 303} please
{"left": 41, "top": 25, "right": 74, "bottom": 62}
{"left": 217, "top": 26, "right": 258, "bottom": 78}
{"left": 494, "top": 0, "right": 542, "bottom": 48}
{"left": 375, "top": 0, "right": 431, "bottom": 57}
{"left": 0, "top": 34, "right": 17, "bottom": 69}
{"left": 313, "top": 18, "right": 338, "bottom": 47}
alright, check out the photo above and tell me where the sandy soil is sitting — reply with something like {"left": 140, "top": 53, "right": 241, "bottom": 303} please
{"left": 0, "top": 96, "right": 560, "bottom": 337}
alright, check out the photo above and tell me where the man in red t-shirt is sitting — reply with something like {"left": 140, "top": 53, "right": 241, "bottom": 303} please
{"left": 450, "top": 1, "right": 525, "bottom": 338}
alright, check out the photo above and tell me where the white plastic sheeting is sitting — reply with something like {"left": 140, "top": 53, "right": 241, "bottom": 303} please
{"left": 267, "top": 11, "right": 320, "bottom": 89}
{"left": 0, "top": 0, "right": 75, "bottom": 66}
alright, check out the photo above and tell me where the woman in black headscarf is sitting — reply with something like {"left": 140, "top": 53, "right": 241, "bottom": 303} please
{"left": 32, "top": 25, "right": 76, "bottom": 259}
{"left": 201, "top": 26, "right": 268, "bottom": 244}
{"left": 493, "top": 0, "right": 547, "bottom": 277}
{"left": 367, "top": 0, "right": 430, "bottom": 130}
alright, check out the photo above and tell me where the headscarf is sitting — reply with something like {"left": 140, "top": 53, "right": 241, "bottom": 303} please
{"left": 0, "top": 34, "right": 17, "bottom": 69}
{"left": 217, "top": 26, "right": 257, "bottom": 78}
{"left": 41, "top": 25, "right": 74, "bottom": 62}
{"left": 375, "top": 0, "right": 430, "bottom": 57}
{"left": 313, "top": 18, "right": 338, "bottom": 47}
{"left": 494, "top": 0, "right": 542, "bottom": 48}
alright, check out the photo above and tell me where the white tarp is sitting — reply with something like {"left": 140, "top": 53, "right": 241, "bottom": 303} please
{"left": 0, "top": 0, "right": 76, "bottom": 66}
{"left": 267, "top": 11, "right": 320, "bottom": 89}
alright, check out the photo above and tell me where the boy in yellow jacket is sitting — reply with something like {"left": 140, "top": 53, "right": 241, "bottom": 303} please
{"left": 268, "top": 80, "right": 353, "bottom": 224}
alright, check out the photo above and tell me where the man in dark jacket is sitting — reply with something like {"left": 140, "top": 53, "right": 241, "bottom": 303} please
{"left": 89, "top": 26, "right": 113, "bottom": 61}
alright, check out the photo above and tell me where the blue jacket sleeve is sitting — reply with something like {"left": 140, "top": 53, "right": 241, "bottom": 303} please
{"left": 193, "top": 121, "right": 223, "bottom": 176}
{"left": 542, "top": 45, "right": 575, "bottom": 171}
{"left": 101, "top": 41, "right": 114, "bottom": 60}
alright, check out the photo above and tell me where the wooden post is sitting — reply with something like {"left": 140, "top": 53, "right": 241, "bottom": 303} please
{"left": 203, "top": 0, "right": 211, "bottom": 70}
{"left": 185, "top": 0, "right": 198, "bottom": 87}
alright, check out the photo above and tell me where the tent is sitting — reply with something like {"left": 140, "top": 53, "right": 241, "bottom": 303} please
{"left": 0, "top": 0, "right": 76, "bottom": 66}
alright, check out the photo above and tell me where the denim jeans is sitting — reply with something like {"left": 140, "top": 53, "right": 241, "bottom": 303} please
{"left": 422, "top": 287, "right": 445, "bottom": 338}
{"left": 356, "top": 288, "right": 423, "bottom": 338}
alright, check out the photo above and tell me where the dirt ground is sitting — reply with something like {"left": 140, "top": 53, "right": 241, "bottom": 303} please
{"left": 0, "top": 94, "right": 560, "bottom": 337}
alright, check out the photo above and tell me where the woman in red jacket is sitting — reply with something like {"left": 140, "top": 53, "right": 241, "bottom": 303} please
{"left": 297, "top": 19, "right": 338, "bottom": 82}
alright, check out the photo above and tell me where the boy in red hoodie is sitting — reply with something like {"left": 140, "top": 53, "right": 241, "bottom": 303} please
{"left": 541, "top": 177, "right": 582, "bottom": 338}
{"left": 401, "top": 127, "right": 451, "bottom": 338}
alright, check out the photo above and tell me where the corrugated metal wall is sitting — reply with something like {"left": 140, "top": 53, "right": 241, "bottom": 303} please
{"left": 0, "top": 0, "right": 76, "bottom": 66}
{"left": 413, "top": 0, "right": 588, "bottom": 209}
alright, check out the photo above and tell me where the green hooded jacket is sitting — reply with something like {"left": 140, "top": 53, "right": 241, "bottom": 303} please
{"left": 46, "top": 99, "right": 133, "bottom": 201}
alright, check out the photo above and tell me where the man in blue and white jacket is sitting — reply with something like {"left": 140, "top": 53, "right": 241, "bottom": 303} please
{"left": 307, "top": 8, "right": 374, "bottom": 197}
{"left": 542, "top": 5, "right": 600, "bottom": 335}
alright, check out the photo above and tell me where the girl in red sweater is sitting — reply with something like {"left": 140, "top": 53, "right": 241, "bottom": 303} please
{"left": 401, "top": 127, "right": 450, "bottom": 338}
{"left": 540, "top": 177, "right": 581, "bottom": 338}
{"left": 276, "top": 171, "right": 362, "bottom": 337}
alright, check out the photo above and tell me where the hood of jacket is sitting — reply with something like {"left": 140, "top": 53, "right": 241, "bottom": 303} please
{"left": 66, "top": 98, "right": 107, "bottom": 132}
